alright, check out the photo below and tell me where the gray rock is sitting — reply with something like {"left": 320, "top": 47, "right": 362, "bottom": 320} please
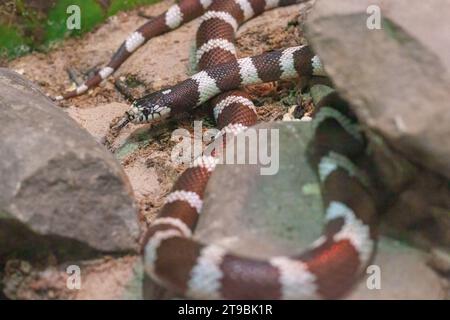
{"left": 304, "top": 0, "right": 450, "bottom": 249}
{"left": 197, "top": 122, "right": 321, "bottom": 258}
{"left": 0, "top": 68, "right": 139, "bottom": 259}
{"left": 198, "top": 122, "right": 447, "bottom": 299}
{"left": 305, "top": 0, "right": 450, "bottom": 180}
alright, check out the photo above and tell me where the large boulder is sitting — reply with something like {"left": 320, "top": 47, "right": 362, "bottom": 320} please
{"left": 0, "top": 68, "right": 140, "bottom": 262}
{"left": 197, "top": 122, "right": 321, "bottom": 257}
{"left": 305, "top": 0, "right": 450, "bottom": 179}
{"left": 304, "top": 0, "right": 450, "bottom": 248}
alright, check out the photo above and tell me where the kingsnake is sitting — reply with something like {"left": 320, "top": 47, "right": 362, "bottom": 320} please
{"left": 58, "top": 0, "right": 379, "bottom": 299}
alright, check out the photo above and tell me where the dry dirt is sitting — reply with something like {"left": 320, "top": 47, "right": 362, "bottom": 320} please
{"left": 8, "top": 0, "right": 311, "bottom": 225}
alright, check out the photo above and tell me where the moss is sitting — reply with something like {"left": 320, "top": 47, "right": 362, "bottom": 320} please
{"left": 381, "top": 18, "right": 412, "bottom": 45}
{"left": 0, "top": 211, "right": 11, "bottom": 219}
{"left": 125, "top": 75, "right": 145, "bottom": 88}
{"left": 121, "top": 259, "right": 144, "bottom": 300}
{"left": 0, "top": 0, "right": 161, "bottom": 60}
{"left": 302, "top": 183, "right": 321, "bottom": 195}
{"left": 115, "top": 141, "right": 142, "bottom": 161}
{"left": 0, "top": 25, "right": 30, "bottom": 58}
{"left": 107, "top": 0, "right": 159, "bottom": 17}
{"left": 45, "top": 0, "right": 104, "bottom": 44}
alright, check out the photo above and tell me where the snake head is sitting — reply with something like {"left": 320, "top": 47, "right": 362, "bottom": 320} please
{"left": 125, "top": 91, "right": 172, "bottom": 125}
{"left": 113, "top": 91, "right": 172, "bottom": 131}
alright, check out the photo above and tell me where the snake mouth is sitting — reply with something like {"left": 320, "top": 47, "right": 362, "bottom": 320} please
{"left": 112, "top": 108, "right": 166, "bottom": 132}
{"left": 112, "top": 115, "right": 131, "bottom": 131}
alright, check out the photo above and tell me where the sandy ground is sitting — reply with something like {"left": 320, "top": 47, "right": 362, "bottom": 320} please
{"left": 8, "top": 0, "right": 312, "bottom": 226}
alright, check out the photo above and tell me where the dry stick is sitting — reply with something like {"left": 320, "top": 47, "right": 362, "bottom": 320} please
{"left": 137, "top": 11, "right": 155, "bottom": 20}
{"left": 66, "top": 68, "right": 82, "bottom": 86}
{"left": 114, "top": 78, "right": 136, "bottom": 102}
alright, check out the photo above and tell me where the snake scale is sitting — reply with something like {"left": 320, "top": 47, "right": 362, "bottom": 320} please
{"left": 58, "top": 0, "right": 379, "bottom": 299}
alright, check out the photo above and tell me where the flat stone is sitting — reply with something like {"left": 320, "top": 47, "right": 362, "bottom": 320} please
{"left": 197, "top": 121, "right": 321, "bottom": 258}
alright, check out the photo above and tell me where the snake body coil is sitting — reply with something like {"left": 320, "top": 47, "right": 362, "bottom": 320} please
{"left": 59, "top": 0, "right": 379, "bottom": 299}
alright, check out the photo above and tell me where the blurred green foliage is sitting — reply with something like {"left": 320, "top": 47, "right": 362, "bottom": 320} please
{"left": 0, "top": 24, "right": 30, "bottom": 58}
{"left": 0, "top": 0, "right": 160, "bottom": 60}
{"left": 107, "top": 0, "right": 161, "bottom": 16}
{"left": 45, "top": 0, "right": 104, "bottom": 43}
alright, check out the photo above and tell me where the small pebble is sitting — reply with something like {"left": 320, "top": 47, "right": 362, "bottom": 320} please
{"left": 428, "top": 248, "right": 450, "bottom": 273}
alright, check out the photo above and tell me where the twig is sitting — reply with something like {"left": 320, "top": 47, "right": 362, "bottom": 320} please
{"left": 114, "top": 78, "right": 136, "bottom": 102}
{"left": 137, "top": 11, "right": 155, "bottom": 20}
{"left": 66, "top": 68, "right": 82, "bottom": 86}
